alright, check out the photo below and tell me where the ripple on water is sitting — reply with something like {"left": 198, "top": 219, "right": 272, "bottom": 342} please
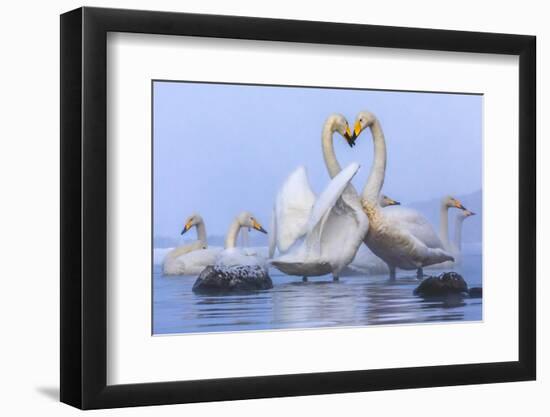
{"left": 153, "top": 255, "right": 483, "bottom": 334}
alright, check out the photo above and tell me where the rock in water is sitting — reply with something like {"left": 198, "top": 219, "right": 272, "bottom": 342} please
{"left": 192, "top": 265, "right": 273, "bottom": 294}
{"left": 413, "top": 272, "right": 469, "bottom": 297}
{"left": 468, "top": 287, "right": 483, "bottom": 298}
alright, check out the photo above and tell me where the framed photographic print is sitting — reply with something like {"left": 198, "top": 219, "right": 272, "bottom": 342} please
{"left": 60, "top": 6, "right": 536, "bottom": 409}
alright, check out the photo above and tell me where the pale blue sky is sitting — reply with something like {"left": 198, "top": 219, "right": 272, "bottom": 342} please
{"left": 153, "top": 81, "right": 482, "bottom": 238}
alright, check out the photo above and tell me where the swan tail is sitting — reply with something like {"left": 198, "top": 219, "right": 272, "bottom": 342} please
{"left": 422, "top": 248, "right": 455, "bottom": 266}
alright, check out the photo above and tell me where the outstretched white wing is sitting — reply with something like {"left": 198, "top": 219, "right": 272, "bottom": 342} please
{"left": 271, "top": 166, "right": 316, "bottom": 255}
{"left": 272, "top": 163, "right": 369, "bottom": 276}
{"left": 305, "top": 163, "right": 368, "bottom": 260}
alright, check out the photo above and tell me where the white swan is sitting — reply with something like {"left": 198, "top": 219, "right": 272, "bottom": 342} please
{"left": 269, "top": 114, "right": 368, "bottom": 280}
{"left": 437, "top": 195, "right": 468, "bottom": 251}
{"left": 352, "top": 111, "right": 454, "bottom": 280}
{"left": 450, "top": 209, "right": 476, "bottom": 265}
{"left": 163, "top": 213, "right": 221, "bottom": 275}
{"left": 268, "top": 114, "right": 355, "bottom": 259}
{"left": 417, "top": 196, "right": 471, "bottom": 270}
{"left": 270, "top": 162, "right": 369, "bottom": 281}
{"left": 344, "top": 195, "right": 401, "bottom": 276}
{"left": 381, "top": 195, "right": 467, "bottom": 276}
{"left": 193, "top": 212, "right": 272, "bottom": 293}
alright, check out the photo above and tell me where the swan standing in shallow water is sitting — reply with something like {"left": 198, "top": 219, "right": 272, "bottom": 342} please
{"left": 344, "top": 195, "right": 401, "bottom": 275}
{"left": 270, "top": 163, "right": 369, "bottom": 281}
{"left": 351, "top": 111, "right": 454, "bottom": 280}
{"left": 269, "top": 115, "right": 368, "bottom": 281}
{"left": 193, "top": 212, "right": 272, "bottom": 293}
{"left": 381, "top": 195, "right": 467, "bottom": 277}
{"left": 163, "top": 213, "right": 221, "bottom": 275}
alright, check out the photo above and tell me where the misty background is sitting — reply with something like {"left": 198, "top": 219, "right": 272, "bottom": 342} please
{"left": 153, "top": 81, "right": 482, "bottom": 248}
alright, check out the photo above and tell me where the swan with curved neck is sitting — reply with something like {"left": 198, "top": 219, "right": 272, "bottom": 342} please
{"left": 352, "top": 111, "right": 454, "bottom": 280}
{"left": 193, "top": 211, "right": 272, "bottom": 293}
{"left": 322, "top": 114, "right": 354, "bottom": 178}
{"left": 182, "top": 213, "right": 207, "bottom": 245}
{"left": 439, "top": 195, "right": 467, "bottom": 250}
{"left": 270, "top": 114, "right": 368, "bottom": 281}
{"left": 163, "top": 213, "right": 221, "bottom": 275}
{"left": 224, "top": 211, "right": 266, "bottom": 249}
{"left": 270, "top": 114, "right": 354, "bottom": 256}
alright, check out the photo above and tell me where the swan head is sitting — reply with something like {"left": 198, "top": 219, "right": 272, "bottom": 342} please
{"left": 237, "top": 211, "right": 267, "bottom": 234}
{"left": 181, "top": 213, "right": 203, "bottom": 235}
{"left": 443, "top": 195, "right": 467, "bottom": 210}
{"left": 326, "top": 114, "right": 354, "bottom": 147}
{"left": 351, "top": 111, "right": 378, "bottom": 141}
{"left": 380, "top": 194, "right": 400, "bottom": 207}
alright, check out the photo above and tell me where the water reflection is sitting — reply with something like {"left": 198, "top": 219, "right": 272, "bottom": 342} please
{"left": 153, "top": 254, "right": 482, "bottom": 335}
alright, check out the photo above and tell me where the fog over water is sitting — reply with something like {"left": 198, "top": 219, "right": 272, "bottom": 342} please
{"left": 153, "top": 81, "right": 482, "bottom": 244}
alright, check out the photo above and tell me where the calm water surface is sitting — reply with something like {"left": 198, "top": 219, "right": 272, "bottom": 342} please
{"left": 153, "top": 254, "right": 482, "bottom": 335}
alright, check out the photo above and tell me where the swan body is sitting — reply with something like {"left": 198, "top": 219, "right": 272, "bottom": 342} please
{"left": 382, "top": 206, "right": 444, "bottom": 250}
{"left": 163, "top": 214, "right": 222, "bottom": 275}
{"left": 343, "top": 195, "right": 400, "bottom": 276}
{"left": 352, "top": 111, "right": 454, "bottom": 279}
{"left": 270, "top": 162, "right": 369, "bottom": 279}
{"left": 193, "top": 212, "right": 272, "bottom": 293}
{"left": 163, "top": 244, "right": 221, "bottom": 275}
{"left": 362, "top": 207, "right": 452, "bottom": 271}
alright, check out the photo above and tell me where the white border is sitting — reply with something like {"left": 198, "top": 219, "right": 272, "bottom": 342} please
{"left": 107, "top": 33, "right": 519, "bottom": 385}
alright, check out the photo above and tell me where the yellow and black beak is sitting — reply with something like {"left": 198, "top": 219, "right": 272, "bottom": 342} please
{"left": 348, "top": 122, "right": 363, "bottom": 146}
{"left": 181, "top": 221, "right": 193, "bottom": 235}
{"left": 252, "top": 219, "right": 267, "bottom": 234}
{"left": 354, "top": 121, "right": 363, "bottom": 136}
{"left": 454, "top": 200, "right": 467, "bottom": 210}
{"left": 344, "top": 126, "right": 356, "bottom": 148}
{"left": 388, "top": 198, "right": 401, "bottom": 206}
{"left": 465, "top": 210, "right": 476, "bottom": 216}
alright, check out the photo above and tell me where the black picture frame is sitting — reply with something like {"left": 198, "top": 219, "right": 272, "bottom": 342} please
{"left": 60, "top": 6, "right": 536, "bottom": 410}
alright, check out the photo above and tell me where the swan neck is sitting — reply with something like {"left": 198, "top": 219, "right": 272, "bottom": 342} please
{"left": 440, "top": 202, "right": 450, "bottom": 248}
{"left": 453, "top": 215, "right": 465, "bottom": 252}
{"left": 196, "top": 219, "right": 207, "bottom": 247}
{"left": 225, "top": 218, "right": 241, "bottom": 249}
{"left": 322, "top": 123, "right": 342, "bottom": 178}
{"left": 362, "top": 120, "right": 387, "bottom": 204}
{"left": 240, "top": 226, "right": 249, "bottom": 247}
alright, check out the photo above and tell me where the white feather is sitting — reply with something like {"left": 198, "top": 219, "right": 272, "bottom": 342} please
{"left": 271, "top": 163, "right": 369, "bottom": 277}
